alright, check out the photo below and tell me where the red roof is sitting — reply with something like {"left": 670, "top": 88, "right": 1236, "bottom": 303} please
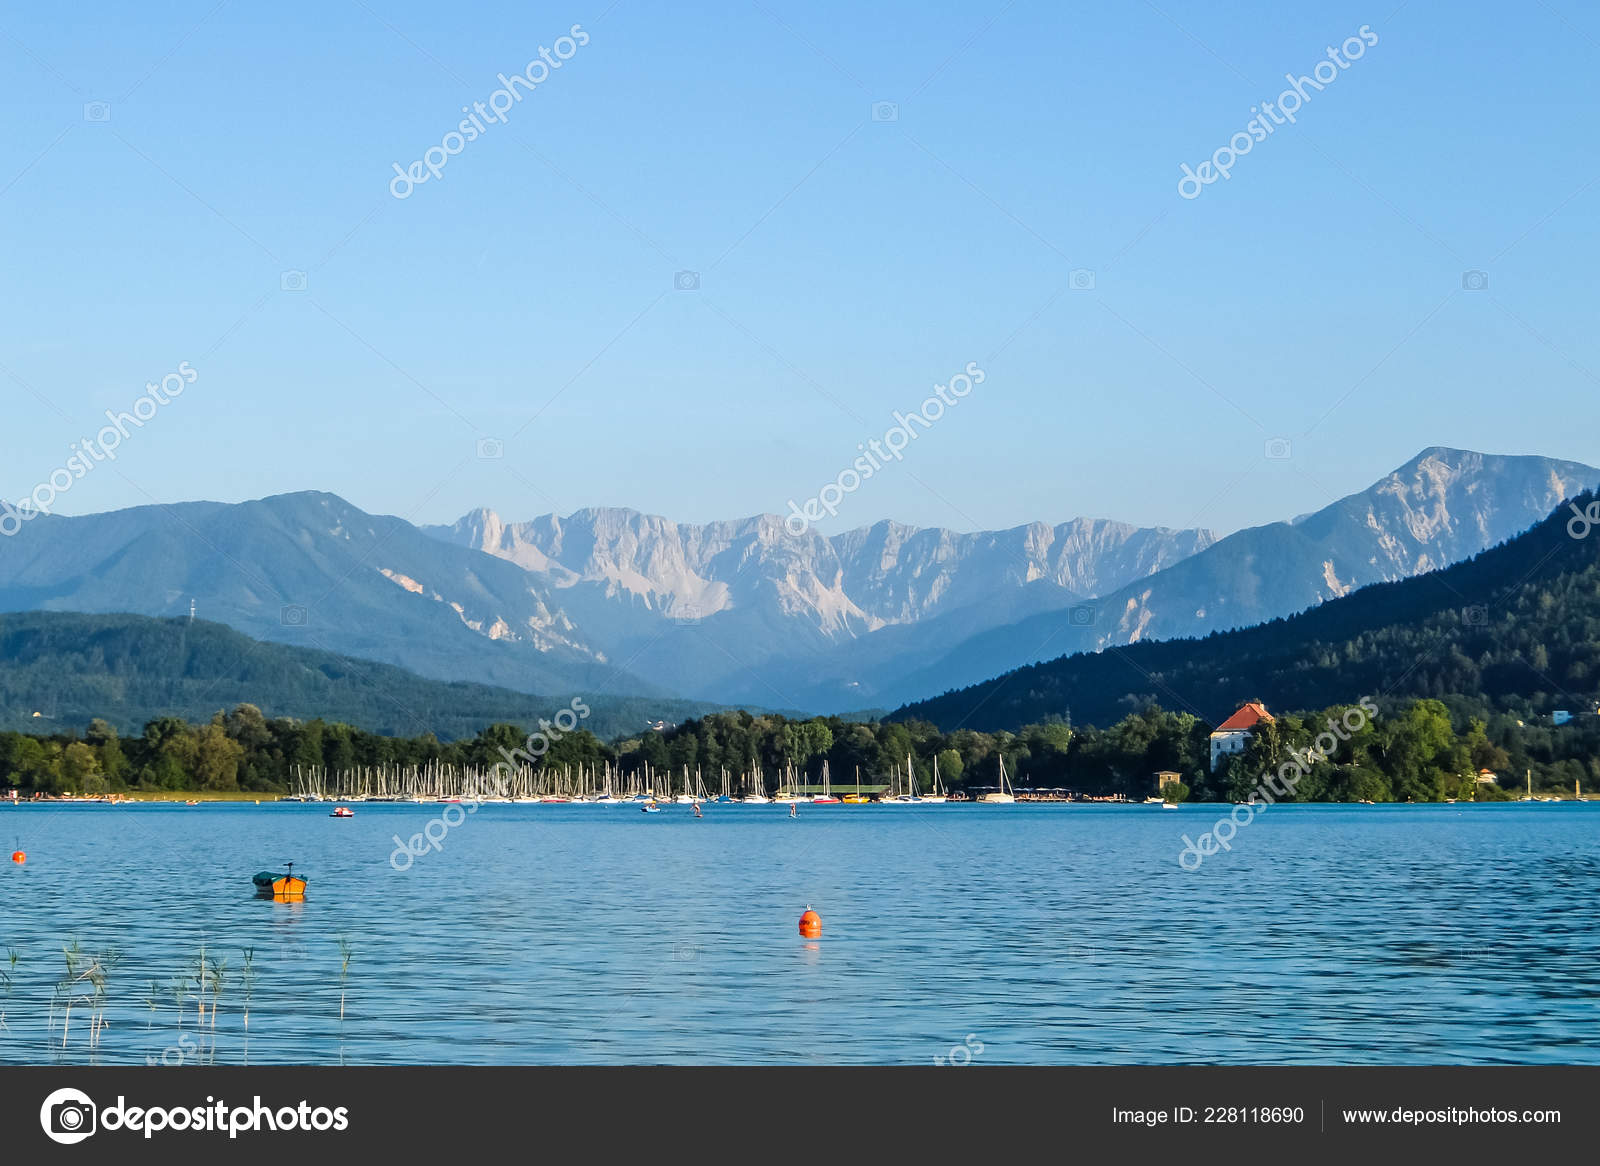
{"left": 1214, "top": 702, "right": 1273, "bottom": 732}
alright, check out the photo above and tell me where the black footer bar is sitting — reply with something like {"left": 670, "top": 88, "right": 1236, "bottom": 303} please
{"left": 3, "top": 1065, "right": 1594, "bottom": 1163}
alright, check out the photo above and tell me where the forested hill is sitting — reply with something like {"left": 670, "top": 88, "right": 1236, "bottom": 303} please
{"left": 0, "top": 612, "right": 716, "bottom": 741}
{"left": 893, "top": 491, "right": 1600, "bottom": 731}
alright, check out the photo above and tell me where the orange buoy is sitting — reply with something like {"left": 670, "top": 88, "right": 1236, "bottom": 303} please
{"left": 10, "top": 851, "right": 24, "bottom": 864}
{"left": 798, "top": 908, "right": 821, "bottom": 938}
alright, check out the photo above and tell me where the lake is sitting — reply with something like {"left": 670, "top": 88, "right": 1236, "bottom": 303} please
{"left": 0, "top": 802, "right": 1596, "bottom": 1065}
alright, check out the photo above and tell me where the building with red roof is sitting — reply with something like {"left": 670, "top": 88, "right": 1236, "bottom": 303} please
{"left": 1209, "top": 702, "right": 1273, "bottom": 770}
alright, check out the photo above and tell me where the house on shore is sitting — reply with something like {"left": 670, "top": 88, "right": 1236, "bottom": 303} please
{"left": 1209, "top": 702, "right": 1273, "bottom": 770}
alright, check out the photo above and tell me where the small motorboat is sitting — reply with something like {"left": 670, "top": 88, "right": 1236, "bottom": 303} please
{"left": 330, "top": 806, "right": 354, "bottom": 818}
{"left": 641, "top": 800, "right": 661, "bottom": 814}
{"left": 252, "top": 862, "right": 307, "bottom": 899}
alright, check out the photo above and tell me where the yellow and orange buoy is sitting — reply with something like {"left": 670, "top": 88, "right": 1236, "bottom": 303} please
{"left": 10, "top": 850, "right": 25, "bottom": 864}
{"left": 798, "top": 908, "right": 821, "bottom": 938}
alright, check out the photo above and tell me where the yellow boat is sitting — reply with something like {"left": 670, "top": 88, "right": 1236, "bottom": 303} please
{"left": 252, "top": 862, "right": 307, "bottom": 899}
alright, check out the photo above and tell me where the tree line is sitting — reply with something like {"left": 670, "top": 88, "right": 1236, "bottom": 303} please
{"left": 3, "top": 697, "right": 1595, "bottom": 801}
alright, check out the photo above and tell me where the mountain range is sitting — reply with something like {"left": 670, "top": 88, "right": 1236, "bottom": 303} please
{"left": 423, "top": 507, "right": 1215, "bottom": 705}
{"left": 0, "top": 447, "right": 1592, "bottom": 716}
{"left": 430, "top": 447, "right": 1599, "bottom": 708}
{"left": 865, "top": 447, "right": 1600, "bottom": 709}
{"left": 893, "top": 486, "right": 1600, "bottom": 732}
{"left": 0, "top": 492, "right": 638, "bottom": 699}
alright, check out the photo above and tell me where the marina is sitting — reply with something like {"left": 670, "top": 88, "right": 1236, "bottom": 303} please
{"left": 269, "top": 759, "right": 1041, "bottom": 805}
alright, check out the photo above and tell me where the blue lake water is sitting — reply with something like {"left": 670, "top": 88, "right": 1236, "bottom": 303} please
{"left": 0, "top": 802, "right": 1596, "bottom": 1065}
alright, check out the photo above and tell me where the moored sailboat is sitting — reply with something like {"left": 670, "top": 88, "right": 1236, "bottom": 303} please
{"left": 979, "top": 755, "right": 1016, "bottom": 804}
{"left": 743, "top": 760, "right": 770, "bottom": 804}
{"left": 812, "top": 760, "right": 841, "bottom": 804}
{"left": 884, "top": 755, "right": 925, "bottom": 805}
{"left": 923, "top": 754, "right": 948, "bottom": 804}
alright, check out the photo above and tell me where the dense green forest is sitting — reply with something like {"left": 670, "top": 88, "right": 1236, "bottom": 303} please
{"left": 895, "top": 490, "right": 1600, "bottom": 732}
{"left": 0, "top": 611, "right": 722, "bottom": 740}
{"left": 2, "top": 695, "right": 1594, "bottom": 801}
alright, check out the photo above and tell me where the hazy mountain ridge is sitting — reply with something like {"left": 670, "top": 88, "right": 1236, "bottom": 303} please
{"left": 892, "top": 486, "right": 1600, "bottom": 732}
{"left": 0, "top": 492, "right": 657, "bottom": 700}
{"left": 871, "top": 448, "right": 1600, "bottom": 709}
{"left": 425, "top": 507, "right": 1218, "bottom": 700}
{"left": 1, "top": 448, "right": 1591, "bottom": 715}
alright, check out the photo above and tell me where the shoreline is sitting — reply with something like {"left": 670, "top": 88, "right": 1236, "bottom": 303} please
{"left": 6, "top": 792, "right": 1596, "bottom": 806}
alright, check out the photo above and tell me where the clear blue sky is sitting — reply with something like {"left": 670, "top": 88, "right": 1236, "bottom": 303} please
{"left": 2, "top": 0, "right": 1596, "bottom": 537}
